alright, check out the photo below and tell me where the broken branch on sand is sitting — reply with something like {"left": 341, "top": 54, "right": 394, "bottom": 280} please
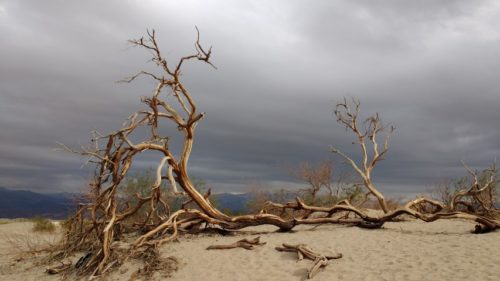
{"left": 206, "top": 236, "right": 266, "bottom": 250}
{"left": 275, "top": 243, "right": 342, "bottom": 279}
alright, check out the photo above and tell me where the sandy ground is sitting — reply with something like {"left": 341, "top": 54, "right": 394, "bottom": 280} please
{"left": 1, "top": 218, "right": 499, "bottom": 281}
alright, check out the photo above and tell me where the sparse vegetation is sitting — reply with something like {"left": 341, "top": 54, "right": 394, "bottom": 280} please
{"left": 295, "top": 161, "right": 335, "bottom": 205}
{"left": 120, "top": 168, "right": 174, "bottom": 224}
{"left": 1, "top": 231, "right": 58, "bottom": 253}
{"left": 245, "top": 188, "right": 294, "bottom": 217}
{"left": 433, "top": 167, "right": 499, "bottom": 213}
{"left": 31, "top": 216, "right": 56, "bottom": 233}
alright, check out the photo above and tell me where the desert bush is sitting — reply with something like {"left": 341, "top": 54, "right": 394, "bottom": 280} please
{"left": 122, "top": 169, "right": 160, "bottom": 199}
{"left": 432, "top": 178, "right": 467, "bottom": 206}
{"left": 432, "top": 166, "right": 499, "bottom": 213}
{"left": 307, "top": 193, "right": 336, "bottom": 206}
{"left": 362, "top": 197, "right": 403, "bottom": 211}
{"left": 60, "top": 215, "right": 78, "bottom": 231}
{"left": 31, "top": 216, "right": 56, "bottom": 233}
{"left": 339, "top": 184, "right": 363, "bottom": 203}
{"left": 295, "top": 161, "right": 334, "bottom": 205}
{"left": 119, "top": 169, "right": 172, "bottom": 222}
{"left": 385, "top": 197, "right": 404, "bottom": 210}
{"left": 309, "top": 183, "right": 364, "bottom": 207}
{"left": 2, "top": 232, "right": 58, "bottom": 253}
{"left": 246, "top": 188, "right": 272, "bottom": 214}
{"left": 119, "top": 170, "right": 219, "bottom": 224}
{"left": 246, "top": 186, "right": 293, "bottom": 213}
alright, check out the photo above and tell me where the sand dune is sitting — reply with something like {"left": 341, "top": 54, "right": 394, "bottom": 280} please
{"left": 1, "top": 219, "right": 499, "bottom": 281}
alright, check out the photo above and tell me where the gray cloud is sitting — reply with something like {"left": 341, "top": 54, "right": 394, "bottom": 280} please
{"left": 1, "top": 0, "right": 499, "bottom": 196}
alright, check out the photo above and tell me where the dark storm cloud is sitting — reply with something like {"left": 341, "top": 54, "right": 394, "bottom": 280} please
{"left": 1, "top": 0, "right": 499, "bottom": 196}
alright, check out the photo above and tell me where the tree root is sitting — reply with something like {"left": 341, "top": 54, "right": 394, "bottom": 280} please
{"left": 275, "top": 243, "right": 342, "bottom": 279}
{"left": 206, "top": 236, "right": 266, "bottom": 250}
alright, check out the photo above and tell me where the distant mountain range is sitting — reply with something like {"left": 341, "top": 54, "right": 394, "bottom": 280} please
{"left": 0, "top": 187, "right": 272, "bottom": 219}
{"left": 0, "top": 187, "right": 76, "bottom": 219}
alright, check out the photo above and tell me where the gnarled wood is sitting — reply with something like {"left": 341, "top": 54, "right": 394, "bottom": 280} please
{"left": 56, "top": 29, "right": 499, "bottom": 279}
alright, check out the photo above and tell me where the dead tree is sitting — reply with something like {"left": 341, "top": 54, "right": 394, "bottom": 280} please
{"left": 57, "top": 30, "right": 500, "bottom": 278}
{"left": 327, "top": 98, "right": 499, "bottom": 229}
{"left": 295, "top": 161, "right": 334, "bottom": 204}
{"left": 59, "top": 29, "right": 297, "bottom": 277}
{"left": 332, "top": 98, "right": 394, "bottom": 213}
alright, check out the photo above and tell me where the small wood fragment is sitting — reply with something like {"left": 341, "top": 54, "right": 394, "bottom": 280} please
{"left": 308, "top": 257, "right": 329, "bottom": 279}
{"left": 206, "top": 236, "right": 266, "bottom": 250}
{"left": 275, "top": 243, "right": 342, "bottom": 279}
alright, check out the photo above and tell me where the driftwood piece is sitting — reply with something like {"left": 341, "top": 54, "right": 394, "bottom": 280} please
{"left": 275, "top": 243, "right": 342, "bottom": 279}
{"left": 46, "top": 262, "right": 72, "bottom": 275}
{"left": 206, "top": 236, "right": 266, "bottom": 250}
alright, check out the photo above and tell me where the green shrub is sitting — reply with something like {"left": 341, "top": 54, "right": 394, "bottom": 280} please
{"left": 31, "top": 216, "right": 56, "bottom": 233}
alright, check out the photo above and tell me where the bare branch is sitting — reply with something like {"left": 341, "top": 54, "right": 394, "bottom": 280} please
{"left": 331, "top": 98, "right": 393, "bottom": 213}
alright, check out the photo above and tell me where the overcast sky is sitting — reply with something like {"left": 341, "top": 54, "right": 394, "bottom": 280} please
{"left": 1, "top": 0, "right": 499, "bottom": 197}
